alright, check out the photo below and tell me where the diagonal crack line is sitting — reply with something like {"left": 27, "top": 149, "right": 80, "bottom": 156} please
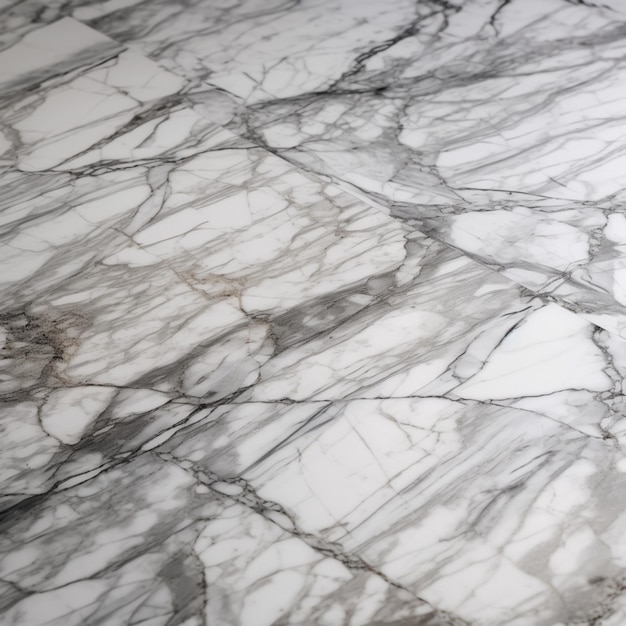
{"left": 157, "top": 451, "right": 470, "bottom": 626}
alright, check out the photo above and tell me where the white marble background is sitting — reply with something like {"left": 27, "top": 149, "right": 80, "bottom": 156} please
{"left": 4, "top": 0, "right": 625, "bottom": 332}
{"left": 1, "top": 6, "right": 626, "bottom": 626}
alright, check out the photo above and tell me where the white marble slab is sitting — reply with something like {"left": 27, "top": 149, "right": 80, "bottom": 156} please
{"left": 2, "top": 13, "right": 626, "bottom": 626}
{"left": 13, "top": 0, "right": 626, "bottom": 335}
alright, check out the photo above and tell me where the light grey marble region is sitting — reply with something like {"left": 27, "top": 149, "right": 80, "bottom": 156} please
{"left": 2, "top": 4, "right": 626, "bottom": 626}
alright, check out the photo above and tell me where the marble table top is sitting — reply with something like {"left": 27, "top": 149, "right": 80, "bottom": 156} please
{"left": 2, "top": 4, "right": 626, "bottom": 626}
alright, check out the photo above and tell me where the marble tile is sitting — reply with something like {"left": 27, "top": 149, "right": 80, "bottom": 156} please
{"left": 3, "top": 13, "right": 626, "bottom": 626}
{"left": 0, "top": 17, "right": 119, "bottom": 94}
{"left": 0, "top": 18, "right": 453, "bottom": 626}
{"left": 14, "top": 0, "right": 626, "bottom": 334}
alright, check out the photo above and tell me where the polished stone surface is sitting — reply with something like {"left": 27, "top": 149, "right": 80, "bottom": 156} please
{"left": 2, "top": 5, "right": 626, "bottom": 626}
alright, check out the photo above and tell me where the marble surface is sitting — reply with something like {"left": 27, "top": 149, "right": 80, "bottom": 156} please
{"left": 2, "top": 8, "right": 626, "bottom": 626}
{"left": 6, "top": 0, "right": 626, "bottom": 334}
